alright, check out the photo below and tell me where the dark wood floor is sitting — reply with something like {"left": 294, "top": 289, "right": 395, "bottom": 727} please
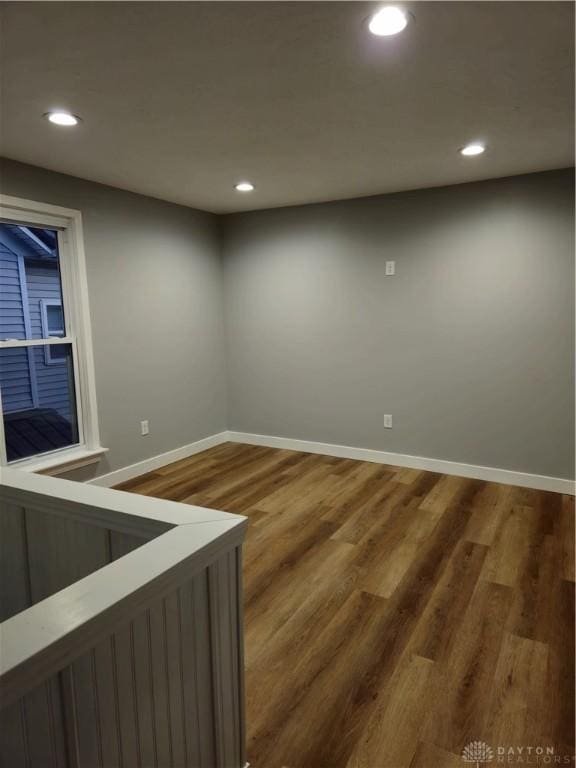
{"left": 118, "top": 442, "right": 575, "bottom": 768}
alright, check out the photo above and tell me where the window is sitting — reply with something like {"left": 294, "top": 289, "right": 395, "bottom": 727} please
{"left": 40, "top": 299, "right": 66, "bottom": 364}
{"left": 0, "top": 195, "right": 104, "bottom": 471}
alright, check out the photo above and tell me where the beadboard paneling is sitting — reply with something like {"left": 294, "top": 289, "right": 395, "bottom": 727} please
{"left": 1, "top": 547, "right": 245, "bottom": 768}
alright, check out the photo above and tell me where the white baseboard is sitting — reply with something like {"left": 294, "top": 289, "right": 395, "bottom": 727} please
{"left": 227, "top": 431, "right": 575, "bottom": 495}
{"left": 89, "top": 432, "right": 229, "bottom": 487}
{"left": 88, "top": 428, "right": 575, "bottom": 495}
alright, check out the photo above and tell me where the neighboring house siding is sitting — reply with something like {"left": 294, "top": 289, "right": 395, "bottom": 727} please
{"left": 0, "top": 244, "right": 26, "bottom": 340}
{"left": 26, "top": 261, "right": 71, "bottom": 420}
{"left": 0, "top": 242, "right": 70, "bottom": 419}
{"left": 0, "top": 348, "right": 33, "bottom": 413}
{"left": 26, "top": 262, "right": 62, "bottom": 339}
{"left": 0, "top": 244, "right": 33, "bottom": 412}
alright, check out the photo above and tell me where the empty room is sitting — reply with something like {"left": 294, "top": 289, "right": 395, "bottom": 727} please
{"left": 0, "top": 2, "right": 574, "bottom": 768}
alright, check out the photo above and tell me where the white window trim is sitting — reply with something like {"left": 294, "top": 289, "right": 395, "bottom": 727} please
{"left": 0, "top": 194, "right": 106, "bottom": 471}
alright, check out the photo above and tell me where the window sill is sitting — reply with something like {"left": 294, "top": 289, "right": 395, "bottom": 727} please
{"left": 11, "top": 446, "right": 109, "bottom": 476}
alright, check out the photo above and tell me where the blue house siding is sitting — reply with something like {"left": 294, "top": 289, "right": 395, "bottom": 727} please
{"left": 25, "top": 261, "right": 71, "bottom": 419}
{"left": 26, "top": 262, "right": 63, "bottom": 338}
{"left": 0, "top": 233, "right": 71, "bottom": 420}
{"left": 0, "top": 347, "right": 34, "bottom": 412}
{"left": 30, "top": 346, "right": 73, "bottom": 419}
{"left": 0, "top": 243, "right": 26, "bottom": 340}
{"left": 0, "top": 244, "right": 34, "bottom": 412}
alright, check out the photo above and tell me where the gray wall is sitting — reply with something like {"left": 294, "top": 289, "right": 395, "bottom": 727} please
{"left": 223, "top": 169, "right": 575, "bottom": 479}
{"left": 0, "top": 158, "right": 227, "bottom": 478}
{"left": 1, "top": 161, "right": 573, "bottom": 481}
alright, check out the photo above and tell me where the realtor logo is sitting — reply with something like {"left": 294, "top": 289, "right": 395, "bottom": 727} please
{"left": 462, "top": 741, "right": 495, "bottom": 768}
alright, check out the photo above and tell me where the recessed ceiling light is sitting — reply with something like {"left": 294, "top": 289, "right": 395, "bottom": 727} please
{"left": 234, "top": 182, "right": 255, "bottom": 192}
{"left": 45, "top": 111, "right": 80, "bottom": 127}
{"left": 368, "top": 6, "right": 409, "bottom": 36}
{"left": 460, "top": 143, "right": 486, "bottom": 156}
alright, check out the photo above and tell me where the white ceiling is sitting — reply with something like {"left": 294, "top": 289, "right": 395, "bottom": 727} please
{"left": 0, "top": 2, "right": 573, "bottom": 214}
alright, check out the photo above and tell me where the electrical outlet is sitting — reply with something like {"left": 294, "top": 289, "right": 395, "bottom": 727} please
{"left": 140, "top": 419, "right": 149, "bottom": 436}
{"left": 383, "top": 414, "right": 393, "bottom": 429}
{"left": 385, "top": 260, "right": 396, "bottom": 276}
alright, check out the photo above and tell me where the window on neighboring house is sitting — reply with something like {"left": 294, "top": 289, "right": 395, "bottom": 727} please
{"left": 40, "top": 299, "right": 66, "bottom": 364}
{"left": 0, "top": 196, "right": 104, "bottom": 471}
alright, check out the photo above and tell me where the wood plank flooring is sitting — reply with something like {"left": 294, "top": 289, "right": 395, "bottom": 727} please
{"left": 117, "top": 443, "right": 575, "bottom": 768}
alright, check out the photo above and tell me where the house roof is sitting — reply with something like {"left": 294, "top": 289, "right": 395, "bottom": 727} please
{"left": 0, "top": 224, "right": 57, "bottom": 260}
{"left": 4, "top": 407, "right": 75, "bottom": 462}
